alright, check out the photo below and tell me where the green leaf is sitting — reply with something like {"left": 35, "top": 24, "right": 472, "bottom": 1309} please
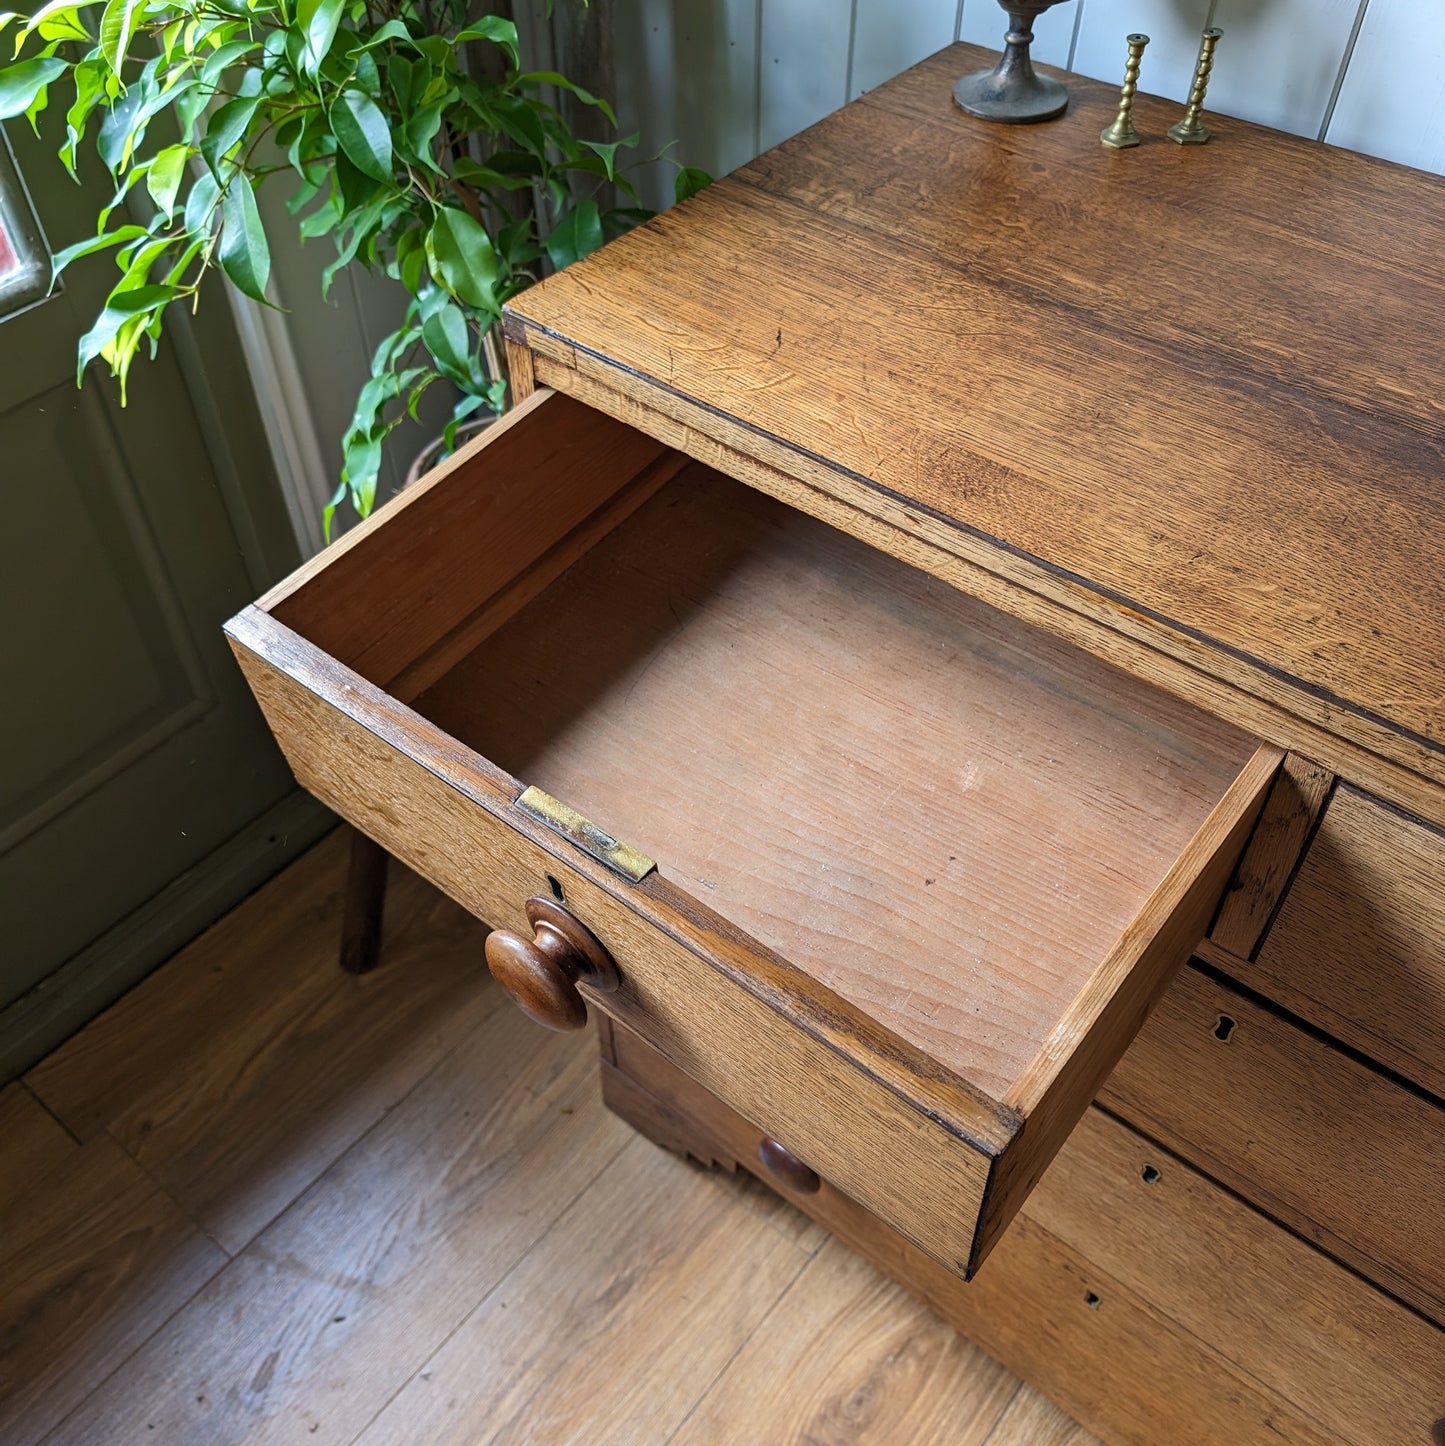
{"left": 452, "top": 15, "right": 517, "bottom": 64}
{"left": 674, "top": 166, "right": 711, "bottom": 204}
{"left": 519, "top": 71, "right": 617, "bottom": 126}
{"left": 322, "top": 478, "right": 347, "bottom": 543}
{"left": 426, "top": 206, "right": 498, "bottom": 312}
{"left": 96, "top": 84, "right": 144, "bottom": 173}
{"left": 146, "top": 142, "right": 188, "bottom": 219}
{"left": 330, "top": 87, "right": 391, "bottom": 183}
{"left": 451, "top": 157, "right": 533, "bottom": 193}
{"left": 0, "top": 55, "right": 65, "bottom": 121}
{"left": 352, "top": 49, "right": 379, "bottom": 97}
{"left": 400, "top": 100, "right": 441, "bottom": 170}
{"left": 394, "top": 223, "right": 426, "bottom": 293}
{"left": 175, "top": 77, "right": 210, "bottom": 143}
{"left": 50, "top": 222, "right": 145, "bottom": 280}
{"left": 387, "top": 51, "right": 419, "bottom": 110}
{"left": 297, "top": 186, "right": 340, "bottom": 239}
{"left": 342, "top": 429, "right": 381, "bottom": 514}
{"left": 296, "top": 0, "right": 342, "bottom": 75}
{"left": 161, "top": 233, "right": 206, "bottom": 287}
{"left": 348, "top": 17, "right": 411, "bottom": 53}
{"left": 182, "top": 168, "right": 220, "bottom": 233}
{"left": 420, "top": 300, "right": 472, "bottom": 387}
{"left": 97, "top": 0, "right": 144, "bottom": 75}
{"left": 59, "top": 56, "right": 105, "bottom": 175}
{"left": 200, "top": 93, "right": 258, "bottom": 177}
{"left": 26, "top": 0, "right": 97, "bottom": 44}
{"left": 332, "top": 149, "right": 378, "bottom": 214}
{"left": 76, "top": 282, "right": 182, "bottom": 385}
{"left": 489, "top": 93, "right": 547, "bottom": 157}
{"left": 199, "top": 37, "right": 258, "bottom": 88}
{"left": 581, "top": 133, "right": 637, "bottom": 183}
{"left": 218, "top": 179, "right": 270, "bottom": 301}
{"left": 545, "top": 199, "right": 603, "bottom": 271}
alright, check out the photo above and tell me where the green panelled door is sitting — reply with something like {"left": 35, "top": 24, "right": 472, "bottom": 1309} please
{"left": 0, "top": 120, "right": 328, "bottom": 1080}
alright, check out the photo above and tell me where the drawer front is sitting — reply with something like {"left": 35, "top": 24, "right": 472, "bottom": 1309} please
{"left": 1100, "top": 962, "right": 1445, "bottom": 1324}
{"left": 604, "top": 1021, "right": 1445, "bottom": 1446}
{"left": 1239, "top": 784, "right": 1445, "bottom": 1099}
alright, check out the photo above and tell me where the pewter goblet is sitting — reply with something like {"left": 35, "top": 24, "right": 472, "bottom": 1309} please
{"left": 954, "top": 2, "right": 1069, "bottom": 123}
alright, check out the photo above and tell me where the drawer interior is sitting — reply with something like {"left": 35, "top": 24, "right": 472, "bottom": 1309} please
{"left": 393, "top": 450, "right": 1255, "bottom": 1104}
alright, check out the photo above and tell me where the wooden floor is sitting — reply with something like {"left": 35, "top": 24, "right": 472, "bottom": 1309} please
{"left": 2, "top": 829, "right": 1095, "bottom": 1445}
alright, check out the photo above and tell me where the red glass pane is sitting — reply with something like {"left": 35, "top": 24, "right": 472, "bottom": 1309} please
{"left": 0, "top": 214, "right": 18, "bottom": 279}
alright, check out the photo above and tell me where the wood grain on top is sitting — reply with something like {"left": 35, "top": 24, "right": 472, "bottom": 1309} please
{"left": 416, "top": 464, "right": 1254, "bottom": 1098}
{"left": 506, "top": 44, "right": 1445, "bottom": 790}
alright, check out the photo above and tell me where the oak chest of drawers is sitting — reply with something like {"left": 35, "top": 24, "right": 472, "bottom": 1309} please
{"left": 229, "top": 43, "right": 1445, "bottom": 1444}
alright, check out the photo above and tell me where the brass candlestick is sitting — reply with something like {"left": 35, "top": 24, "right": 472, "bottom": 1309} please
{"left": 953, "top": 2, "right": 1069, "bottom": 124}
{"left": 1100, "top": 34, "right": 1149, "bottom": 148}
{"left": 1169, "top": 27, "right": 1222, "bottom": 145}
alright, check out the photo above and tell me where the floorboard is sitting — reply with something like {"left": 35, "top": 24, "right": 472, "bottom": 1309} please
{"left": 0, "top": 832, "right": 1072, "bottom": 1445}
{"left": 0, "top": 1133, "right": 226, "bottom": 1446}
{"left": 357, "top": 1136, "right": 818, "bottom": 1445}
{"left": 0, "top": 1082, "right": 76, "bottom": 1216}
{"left": 671, "top": 1236, "right": 1020, "bottom": 1445}
{"left": 41, "top": 998, "right": 632, "bottom": 1445}
{"left": 987, "top": 1385, "right": 1104, "bottom": 1445}
{"left": 26, "top": 831, "right": 500, "bottom": 1254}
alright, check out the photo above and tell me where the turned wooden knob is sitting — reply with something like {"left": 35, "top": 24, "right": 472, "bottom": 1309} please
{"left": 484, "top": 897, "right": 620, "bottom": 1031}
{"left": 757, "top": 1137, "right": 821, "bottom": 1194}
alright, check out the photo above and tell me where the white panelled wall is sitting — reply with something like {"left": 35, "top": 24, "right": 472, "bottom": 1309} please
{"left": 614, "top": 0, "right": 1445, "bottom": 212}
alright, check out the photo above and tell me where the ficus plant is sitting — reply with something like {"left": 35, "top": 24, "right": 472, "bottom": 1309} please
{"left": 0, "top": 0, "right": 707, "bottom": 532}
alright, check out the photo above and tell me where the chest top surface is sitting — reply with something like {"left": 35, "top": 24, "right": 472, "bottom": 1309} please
{"left": 506, "top": 43, "right": 1445, "bottom": 807}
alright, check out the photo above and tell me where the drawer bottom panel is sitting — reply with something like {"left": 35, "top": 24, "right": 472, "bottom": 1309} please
{"left": 600, "top": 1022, "right": 1445, "bottom": 1446}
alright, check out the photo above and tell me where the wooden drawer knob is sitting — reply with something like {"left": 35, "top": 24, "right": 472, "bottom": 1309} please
{"left": 484, "top": 897, "right": 619, "bottom": 1031}
{"left": 757, "top": 1137, "right": 821, "bottom": 1194}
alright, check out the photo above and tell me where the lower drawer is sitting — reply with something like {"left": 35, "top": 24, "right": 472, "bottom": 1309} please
{"left": 602, "top": 1021, "right": 1445, "bottom": 1446}
{"left": 1101, "top": 962, "right": 1445, "bottom": 1324}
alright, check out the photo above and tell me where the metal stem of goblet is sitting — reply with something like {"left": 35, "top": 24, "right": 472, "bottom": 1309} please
{"left": 953, "top": 2, "right": 1069, "bottom": 124}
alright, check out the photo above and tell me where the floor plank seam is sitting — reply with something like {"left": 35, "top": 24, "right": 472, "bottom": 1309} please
{"left": 342, "top": 1129, "right": 636, "bottom": 1446}
{"left": 20, "top": 1080, "right": 84, "bottom": 1149}
{"left": 659, "top": 1237, "right": 822, "bottom": 1446}
{"left": 977, "top": 1380, "right": 1029, "bottom": 1445}
{"left": 105, "top": 1132, "right": 239, "bottom": 1263}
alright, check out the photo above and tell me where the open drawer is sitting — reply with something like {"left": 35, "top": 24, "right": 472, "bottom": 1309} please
{"left": 226, "top": 389, "right": 1281, "bottom": 1278}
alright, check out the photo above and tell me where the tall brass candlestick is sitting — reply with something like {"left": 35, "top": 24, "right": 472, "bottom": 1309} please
{"left": 1101, "top": 34, "right": 1150, "bottom": 148}
{"left": 1169, "top": 27, "right": 1222, "bottom": 145}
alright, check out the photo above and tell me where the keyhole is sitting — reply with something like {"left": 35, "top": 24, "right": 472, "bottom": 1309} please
{"left": 546, "top": 874, "right": 565, "bottom": 903}
{"left": 1213, "top": 1014, "right": 1237, "bottom": 1042}
{"left": 1141, "top": 1164, "right": 1161, "bottom": 1185}
{"left": 1084, "top": 1291, "right": 1101, "bottom": 1310}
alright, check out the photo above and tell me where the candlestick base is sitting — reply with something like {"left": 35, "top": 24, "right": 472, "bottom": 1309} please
{"left": 954, "top": 63, "right": 1068, "bottom": 124}
{"left": 954, "top": 5, "right": 1070, "bottom": 124}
